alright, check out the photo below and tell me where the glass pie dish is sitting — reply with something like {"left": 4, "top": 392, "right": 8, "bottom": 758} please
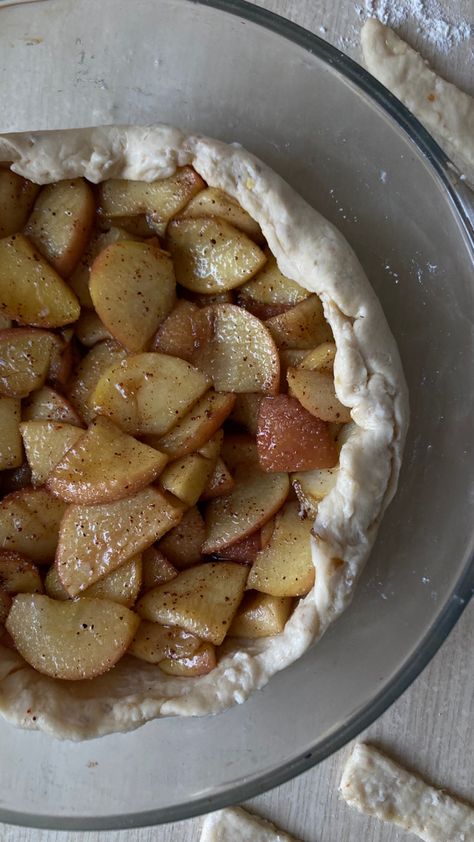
{"left": 0, "top": 0, "right": 472, "bottom": 830}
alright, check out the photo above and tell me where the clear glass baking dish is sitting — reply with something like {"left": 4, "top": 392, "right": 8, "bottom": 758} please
{"left": 0, "top": 0, "right": 472, "bottom": 830}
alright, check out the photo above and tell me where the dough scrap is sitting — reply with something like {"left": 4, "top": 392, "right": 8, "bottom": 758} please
{"left": 340, "top": 743, "right": 474, "bottom": 842}
{"left": 200, "top": 807, "right": 301, "bottom": 841}
{"left": 361, "top": 19, "right": 474, "bottom": 187}
{"left": 0, "top": 125, "right": 408, "bottom": 739}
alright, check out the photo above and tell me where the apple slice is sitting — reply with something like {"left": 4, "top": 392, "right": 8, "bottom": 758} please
{"left": 91, "top": 352, "right": 210, "bottom": 436}
{"left": 229, "top": 393, "right": 263, "bottom": 435}
{"left": 159, "top": 643, "right": 216, "bottom": 677}
{"left": 238, "top": 253, "right": 309, "bottom": 311}
{"left": 137, "top": 562, "right": 248, "bottom": 645}
{"left": 220, "top": 434, "right": 259, "bottom": 472}
{"left": 202, "top": 465, "right": 289, "bottom": 554}
{"left": 0, "top": 234, "right": 80, "bottom": 327}
{"left": 256, "top": 395, "right": 338, "bottom": 472}
{"left": 287, "top": 368, "right": 351, "bottom": 423}
{"left": 265, "top": 295, "right": 332, "bottom": 350}
{"left": 195, "top": 304, "right": 280, "bottom": 394}
{"left": 0, "top": 487, "right": 66, "bottom": 563}
{"left": 167, "top": 217, "right": 266, "bottom": 294}
{"left": 197, "top": 429, "right": 223, "bottom": 460}
{"left": 90, "top": 241, "right": 176, "bottom": 353}
{"left": 228, "top": 591, "right": 293, "bottom": 638}
{"left": 0, "top": 328, "right": 60, "bottom": 398}
{"left": 98, "top": 167, "right": 205, "bottom": 236}
{"left": 201, "top": 458, "right": 234, "bottom": 501}
{"left": 154, "top": 390, "right": 235, "bottom": 459}
{"left": 75, "top": 310, "right": 112, "bottom": 347}
{"left": 45, "top": 555, "right": 142, "bottom": 607}
{"left": 99, "top": 215, "right": 155, "bottom": 237}
{"left": 279, "top": 349, "right": 308, "bottom": 388}
{"left": 151, "top": 300, "right": 211, "bottom": 362}
{"left": 142, "top": 547, "right": 178, "bottom": 591}
{"left": 68, "top": 225, "right": 141, "bottom": 308}
{"left": 159, "top": 452, "right": 214, "bottom": 507}
{"left": 67, "top": 339, "right": 128, "bottom": 425}
{"left": 47, "top": 416, "right": 168, "bottom": 504}
{"left": 6, "top": 594, "right": 139, "bottom": 680}
{"left": 23, "top": 386, "right": 83, "bottom": 426}
{"left": 128, "top": 621, "right": 201, "bottom": 664}
{"left": 56, "top": 486, "right": 182, "bottom": 597}
{"left": 158, "top": 506, "right": 205, "bottom": 569}
{"left": 20, "top": 420, "right": 84, "bottom": 486}
{"left": 247, "top": 502, "right": 315, "bottom": 597}
{"left": 0, "top": 590, "right": 11, "bottom": 627}
{"left": 0, "top": 397, "right": 22, "bottom": 470}
{"left": 299, "top": 341, "right": 336, "bottom": 373}
{"left": 212, "top": 531, "right": 262, "bottom": 564}
{"left": 292, "top": 467, "right": 339, "bottom": 515}
{"left": 0, "top": 549, "right": 43, "bottom": 594}
{"left": 24, "top": 179, "right": 95, "bottom": 276}
{"left": 0, "top": 170, "right": 40, "bottom": 238}
{"left": 180, "top": 187, "right": 263, "bottom": 241}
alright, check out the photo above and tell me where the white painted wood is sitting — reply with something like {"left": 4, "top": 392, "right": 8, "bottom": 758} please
{"left": 1, "top": 3, "right": 473, "bottom": 840}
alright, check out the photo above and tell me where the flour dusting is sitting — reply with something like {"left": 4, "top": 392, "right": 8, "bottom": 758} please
{"left": 357, "top": 0, "right": 473, "bottom": 53}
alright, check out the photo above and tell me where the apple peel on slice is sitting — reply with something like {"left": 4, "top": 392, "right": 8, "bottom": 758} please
{"left": 256, "top": 395, "right": 338, "bottom": 472}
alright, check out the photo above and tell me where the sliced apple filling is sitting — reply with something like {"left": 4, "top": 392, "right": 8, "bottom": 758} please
{"left": 0, "top": 165, "right": 351, "bottom": 680}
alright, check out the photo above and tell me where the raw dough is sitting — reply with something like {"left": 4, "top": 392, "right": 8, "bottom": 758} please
{"left": 361, "top": 19, "right": 474, "bottom": 187}
{"left": 200, "top": 807, "right": 301, "bottom": 841}
{"left": 340, "top": 742, "right": 474, "bottom": 842}
{"left": 0, "top": 125, "right": 408, "bottom": 739}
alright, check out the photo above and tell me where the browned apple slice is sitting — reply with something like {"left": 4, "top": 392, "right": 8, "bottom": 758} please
{"left": 247, "top": 502, "right": 315, "bottom": 597}
{"left": 0, "top": 397, "right": 22, "bottom": 470}
{"left": 67, "top": 339, "right": 128, "bottom": 425}
{"left": 159, "top": 643, "right": 217, "bottom": 676}
{"left": 24, "top": 179, "right": 95, "bottom": 276}
{"left": 0, "top": 589, "right": 11, "bottom": 627}
{"left": 128, "top": 621, "right": 201, "bottom": 664}
{"left": 159, "top": 452, "right": 214, "bottom": 507}
{"left": 202, "top": 465, "right": 289, "bottom": 554}
{"left": 229, "top": 394, "right": 263, "bottom": 435}
{"left": 195, "top": 304, "right": 279, "bottom": 394}
{"left": 98, "top": 167, "right": 205, "bottom": 236}
{"left": 0, "top": 487, "right": 66, "bottom": 563}
{"left": 137, "top": 562, "right": 248, "bottom": 645}
{"left": 265, "top": 295, "right": 332, "bottom": 350}
{"left": 20, "top": 420, "right": 85, "bottom": 486}
{"left": 0, "top": 328, "right": 61, "bottom": 398}
{"left": 167, "top": 217, "right": 266, "bottom": 293}
{"left": 56, "top": 486, "right": 183, "bottom": 597}
{"left": 291, "top": 467, "right": 339, "bottom": 515}
{"left": 47, "top": 416, "right": 168, "bottom": 504}
{"left": 90, "top": 241, "right": 176, "bottom": 352}
{"left": 142, "top": 547, "right": 178, "bottom": 590}
{"left": 45, "top": 554, "right": 142, "bottom": 607}
{"left": 75, "top": 310, "right": 112, "bottom": 347}
{"left": 68, "top": 225, "right": 141, "bottom": 308}
{"left": 299, "top": 341, "right": 336, "bottom": 373}
{"left": 0, "top": 234, "right": 80, "bottom": 326}
{"left": 228, "top": 591, "right": 293, "bottom": 638}
{"left": 91, "top": 352, "right": 210, "bottom": 436}
{"left": 151, "top": 300, "right": 211, "bottom": 362}
{"left": 23, "top": 386, "right": 84, "bottom": 426}
{"left": 256, "top": 395, "right": 338, "bottom": 472}
{"left": 154, "top": 390, "right": 235, "bottom": 459}
{"left": 220, "top": 434, "right": 259, "bottom": 472}
{"left": 287, "top": 368, "right": 351, "bottom": 423}
{"left": 180, "top": 187, "right": 263, "bottom": 241}
{"left": 0, "top": 170, "right": 40, "bottom": 238}
{"left": 158, "top": 506, "right": 205, "bottom": 569}
{"left": 238, "top": 252, "right": 309, "bottom": 311}
{"left": 212, "top": 531, "right": 262, "bottom": 564}
{"left": 0, "top": 549, "right": 43, "bottom": 594}
{"left": 201, "top": 458, "right": 234, "bottom": 501}
{"left": 6, "top": 594, "right": 139, "bottom": 680}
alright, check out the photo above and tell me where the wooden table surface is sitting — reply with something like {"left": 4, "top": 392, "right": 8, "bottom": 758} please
{"left": 3, "top": 2, "right": 473, "bottom": 840}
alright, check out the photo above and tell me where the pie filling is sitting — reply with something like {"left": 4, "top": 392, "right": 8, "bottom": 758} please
{"left": 0, "top": 165, "right": 352, "bottom": 682}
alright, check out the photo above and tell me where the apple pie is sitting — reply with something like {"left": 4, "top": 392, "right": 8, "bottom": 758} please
{"left": 0, "top": 126, "right": 408, "bottom": 739}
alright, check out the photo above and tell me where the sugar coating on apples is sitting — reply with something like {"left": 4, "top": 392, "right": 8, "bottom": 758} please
{"left": 0, "top": 126, "right": 408, "bottom": 739}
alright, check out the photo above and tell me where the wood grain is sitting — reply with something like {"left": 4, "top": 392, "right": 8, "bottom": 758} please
{"left": 1, "top": 2, "right": 473, "bottom": 841}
